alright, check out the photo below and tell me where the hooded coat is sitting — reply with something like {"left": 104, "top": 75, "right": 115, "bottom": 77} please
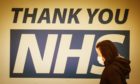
{"left": 100, "top": 56, "right": 131, "bottom": 84}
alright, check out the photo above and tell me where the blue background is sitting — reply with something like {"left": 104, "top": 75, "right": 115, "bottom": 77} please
{"left": 10, "top": 30, "right": 129, "bottom": 78}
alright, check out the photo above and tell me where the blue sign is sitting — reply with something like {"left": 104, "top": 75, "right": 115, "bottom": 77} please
{"left": 10, "top": 30, "right": 129, "bottom": 78}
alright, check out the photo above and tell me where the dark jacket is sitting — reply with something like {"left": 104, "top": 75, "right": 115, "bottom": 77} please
{"left": 100, "top": 56, "right": 131, "bottom": 84}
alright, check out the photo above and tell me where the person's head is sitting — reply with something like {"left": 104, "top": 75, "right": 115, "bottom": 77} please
{"left": 96, "top": 40, "right": 118, "bottom": 65}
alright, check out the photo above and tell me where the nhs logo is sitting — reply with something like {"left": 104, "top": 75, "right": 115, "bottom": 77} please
{"left": 10, "top": 30, "right": 129, "bottom": 78}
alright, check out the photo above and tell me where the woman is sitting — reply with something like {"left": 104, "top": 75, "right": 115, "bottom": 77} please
{"left": 96, "top": 40, "right": 131, "bottom": 84}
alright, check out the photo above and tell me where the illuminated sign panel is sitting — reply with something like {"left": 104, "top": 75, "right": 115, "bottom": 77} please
{"left": 10, "top": 30, "right": 129, "bottom": 78}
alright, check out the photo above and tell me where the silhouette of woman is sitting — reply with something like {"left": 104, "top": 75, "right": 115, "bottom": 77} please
{"left": 96, "top": 40, "right": 131, "bottom": 84}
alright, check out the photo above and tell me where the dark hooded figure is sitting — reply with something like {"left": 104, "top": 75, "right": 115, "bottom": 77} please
{"left": 96, "top": 40, "right": 131, "bottom": 84}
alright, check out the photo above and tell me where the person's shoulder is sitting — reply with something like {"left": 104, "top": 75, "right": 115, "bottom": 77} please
{"left": 104, "top": 63, "right": 120, "bottom": 75}
{"left": 102, "top": 65, "right": 121, "bottom": 80}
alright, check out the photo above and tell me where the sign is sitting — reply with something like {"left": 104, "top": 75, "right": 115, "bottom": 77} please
{"left": 10, "top": 30, "right": 129, "bottom": 78}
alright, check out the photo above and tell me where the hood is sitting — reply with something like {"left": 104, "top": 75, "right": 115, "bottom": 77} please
{"left": 112, "top": 56, "right": 131, "bottom": 77}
